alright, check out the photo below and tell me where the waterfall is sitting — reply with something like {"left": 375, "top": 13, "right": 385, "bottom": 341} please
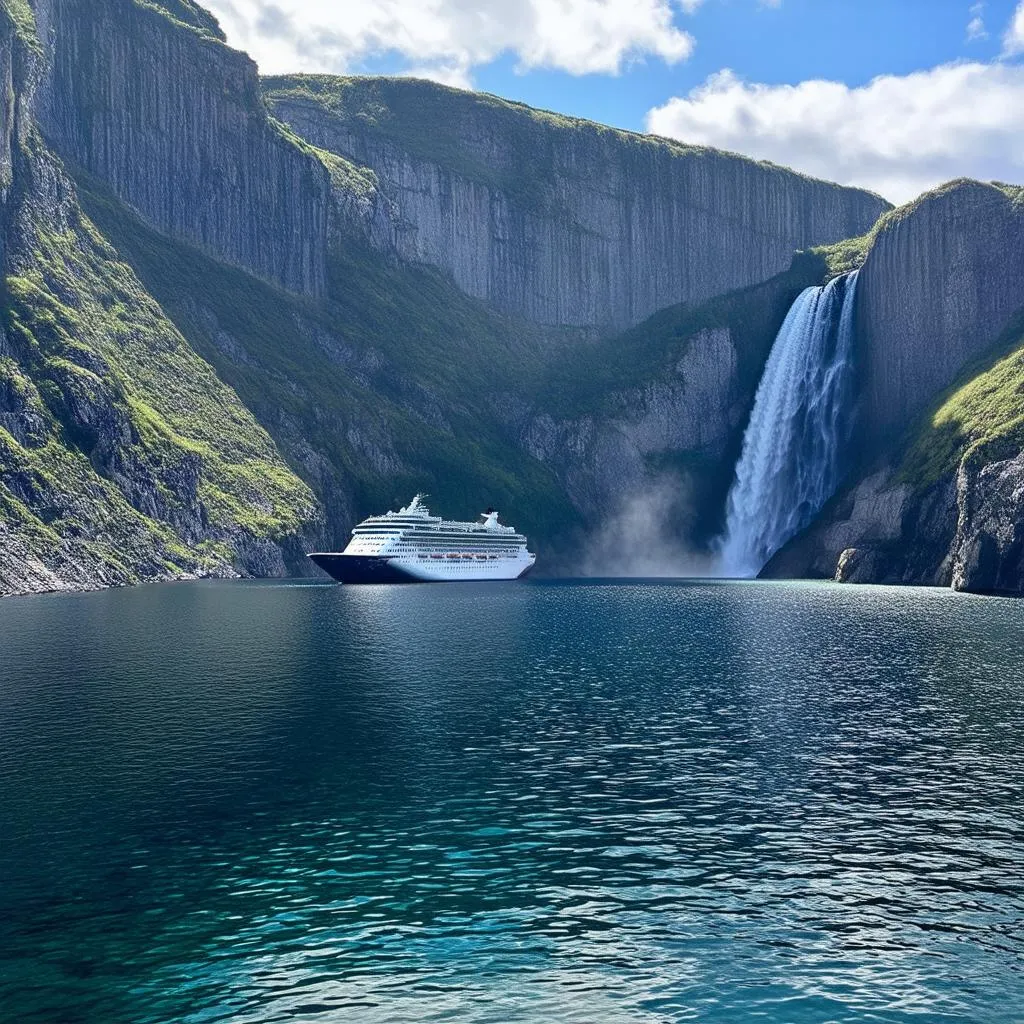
{"left": 720, "top": 271, "right": 860, "bottom": 577}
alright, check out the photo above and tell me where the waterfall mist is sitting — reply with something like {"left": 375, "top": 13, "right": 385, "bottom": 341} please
{"left": 581, "top": 476, "right": 717, "bottom": 578}
{"left": 720, "top": 271, "right": 860, "bottom": 577}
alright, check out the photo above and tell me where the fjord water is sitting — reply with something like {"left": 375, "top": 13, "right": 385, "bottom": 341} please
{"left": 723, "top": 272, "right": 860, "bottom": 576}
{"left": 2, "top": 580, "right": 1023, "bottom": 1023}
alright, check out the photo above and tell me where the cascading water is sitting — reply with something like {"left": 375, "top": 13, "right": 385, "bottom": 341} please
{"left": 720, "top": 270, "right": 860, "bottom": 577}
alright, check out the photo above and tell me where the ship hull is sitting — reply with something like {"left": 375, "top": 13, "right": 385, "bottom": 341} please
{"left": 308, "top": 553, "right": 533, "bottom": 584}
{"left": 308, "top": 554, "right": 420, "bottom": 584}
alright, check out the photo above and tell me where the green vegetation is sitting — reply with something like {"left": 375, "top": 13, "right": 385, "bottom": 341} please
{"left": 267, "top": 117, "right": 379, "bottom": 200}
{"left": 74, "top": 147, "right": 829, "bottom": 560}
{"left": 899, "top": 313, "right": 1024, "bottom": 490}
{"left": 0, "top": 167, "right": 318, "bottom": 586}
{"left": 0, "top": 0, "right": 40, "bottom": 56}
{"left": 810, "top": 234, "right": 872, "bottom": 280}
{"left": 808, "top": 179, "right": 1009, "bottom": 288}
{"left": 76, "top": 170, "right": 581, "bottom": 550}
{"left": 131, "top": 0, "right": 225, "bottom": 41}
{"left": 993, "top": 181, "right": 1024, "bottom": 207}
{"left": 536, "top": 257, "right": 824, "bottom": 418}
{"left": 866, "top": 178, "right": 1012, "bottom": 248}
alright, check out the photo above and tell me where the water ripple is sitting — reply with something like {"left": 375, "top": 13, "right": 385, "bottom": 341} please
{"left": 1, "top": 580, "right": 1023, "bottom": 1022}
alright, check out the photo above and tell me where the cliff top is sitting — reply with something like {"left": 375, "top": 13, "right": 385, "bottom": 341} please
{"left": 813, "top": 177, "right": 1024, "bottom": 279}
{"left": 262, "top": 73, "right": 890, "bottom": 205}
{"left": 869, "top": 177, "right": 1022, "bottom": 238}
{"left": 900, "top": 311, "right": 1024, "bottom": 490}
{"left": 133, "top": 0, "right": 225, "bottom": 41}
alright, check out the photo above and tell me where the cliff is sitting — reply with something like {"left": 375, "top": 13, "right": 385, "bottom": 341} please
{"left": 0, "top": 0, "right": 917, "bottom": 598}
{"left": 0, "top": 0, "right": 319, "bottom": 597}
{"left": 510, "top": 259, "right": 822, "bottom": 560}
{"left": 857, "top": 180, "right": 1024, "bottom": 447}
{"left": 34, "top": 0, "right": 333, "bottom": 295}
{"left": 264, "top": 76, "right": 889, "bottom": 331}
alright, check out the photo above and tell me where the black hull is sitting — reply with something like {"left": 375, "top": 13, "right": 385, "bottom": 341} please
{"left": 308, "top": 554, "right": 420, "bottom": 584}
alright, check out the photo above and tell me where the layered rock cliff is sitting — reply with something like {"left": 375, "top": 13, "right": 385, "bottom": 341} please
{"left": 35, "top": 0, "right": 333, "bottom": 295}
{"left": 0, "top": 0, "right": 920, "bottom": 597}
{"left": 507, "top": 258, "right": 822, "bottom": 562}
{"left": 264, "top": 76, "right": 889, "bottom": 331}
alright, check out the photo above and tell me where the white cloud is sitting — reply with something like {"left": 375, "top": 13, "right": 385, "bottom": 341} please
{"left": 203, "top": 0, "right": 696, "bottom": 85}
{"left": 645, "top": 62, "right": 1024, "bottom": 204}
{"left": 1004, "top": 1, "right": 1024, "bottom": 54}
{"left": 967, "top": 1, "right": 987, "bottom": 40}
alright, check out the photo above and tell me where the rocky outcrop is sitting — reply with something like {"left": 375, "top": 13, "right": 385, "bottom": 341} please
{"left": 762, "top": 469, "right": 957, "bottom": 586}
{"left": 265, "top": 76, "right": 889, "bottom": 331}
{"left": 949, "top": 453, "right": 1024, "bottom": 593}
{"left": 34, "top": 0, "right": 333, "bottom": 296}
{"left": 522, "top": 328, "right": 740, "bottom": 517}
{"left": 764, "top": 452, "right": 1024, "bottom": 596}
{"left": 857, "top": 180, "right": 1024, "bottom": 447}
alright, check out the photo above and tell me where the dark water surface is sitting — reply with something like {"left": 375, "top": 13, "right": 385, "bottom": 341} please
{"left": 2, "top": 579, "right": 1023, "bottom": 1023}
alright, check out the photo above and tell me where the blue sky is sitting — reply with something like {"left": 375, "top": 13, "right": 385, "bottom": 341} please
{"left": 474, "top": 0, "right": 1020, "bottom": 130}
{"left": 206, "top": 0, "right": 1024, "bottom": 203}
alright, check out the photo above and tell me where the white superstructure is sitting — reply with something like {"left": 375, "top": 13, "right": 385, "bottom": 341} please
{"left": 309, "top": 495, "right": 536, "bottom": 582}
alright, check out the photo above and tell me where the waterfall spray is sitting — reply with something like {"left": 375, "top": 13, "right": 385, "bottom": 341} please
{"left": 720, "top": 271, "right": 860, "bottom": 577}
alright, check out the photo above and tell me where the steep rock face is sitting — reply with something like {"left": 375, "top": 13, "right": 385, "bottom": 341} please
{"left": 858, "top": 180, "right": 1024, "bottom": 447}
{"left": 34, "top": 0, "right": 332, "bottom": 296}
{"left": 77, "top": 170, "right": 585, "bottom": 562}
{"left": 763, "top": 456, "right": 1024, "bottom": 595}
{"left": 265, "top": 76, "right": 889, "bottom": 331}
{"left": 762, "top": 470, "right": 957, "bottom": 587}
{"left": 522, "top": 328, "right": 739, "bottom": 519}
{"left": 949, "top": 454, "right": 1024, "bottom": 593}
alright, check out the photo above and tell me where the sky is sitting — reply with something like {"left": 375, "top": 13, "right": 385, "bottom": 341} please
{"left": 203, "top": 0, "right": 1024, "bottom": 204}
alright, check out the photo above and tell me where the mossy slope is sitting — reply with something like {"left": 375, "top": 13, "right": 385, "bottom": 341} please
{"left": 899, "top": 313, "right": 1024, "bottom": 489}
{"left": 0, "top": 138, "right": 318, "bottom": 595}
{"left": 75, "top": 170, "right": 581, "bottom": 556}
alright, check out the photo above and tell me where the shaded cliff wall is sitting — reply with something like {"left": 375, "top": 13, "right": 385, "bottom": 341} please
{"left": 763, "top": 450, "right": 1024, "bottom": 597}
{"left": 857, "top": 180, "right": 1024, "bottom": 447}
{"left": 33, "top": 0, "right": 332, "bottom": 296}
{"left": 265, "top": 76, "right": 890, "bottom": 331}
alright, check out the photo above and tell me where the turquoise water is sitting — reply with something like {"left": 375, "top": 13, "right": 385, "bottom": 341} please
{"left": 1, "top": 579, "right": 1023, "bottom": 1023}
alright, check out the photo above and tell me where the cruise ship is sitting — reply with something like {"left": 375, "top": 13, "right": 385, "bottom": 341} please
{"left": 308, "top": 495, "right": 536, "bottom": 583}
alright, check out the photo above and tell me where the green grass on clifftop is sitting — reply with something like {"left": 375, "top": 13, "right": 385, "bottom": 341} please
{"left": 261, "top": 74, "right": 886, "bottom": 212}
{"left": 1, "top": 0, "right": 40, "bottom": 52}
{"left": 536, "top": 251, "right": 827, "bottom": 418}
